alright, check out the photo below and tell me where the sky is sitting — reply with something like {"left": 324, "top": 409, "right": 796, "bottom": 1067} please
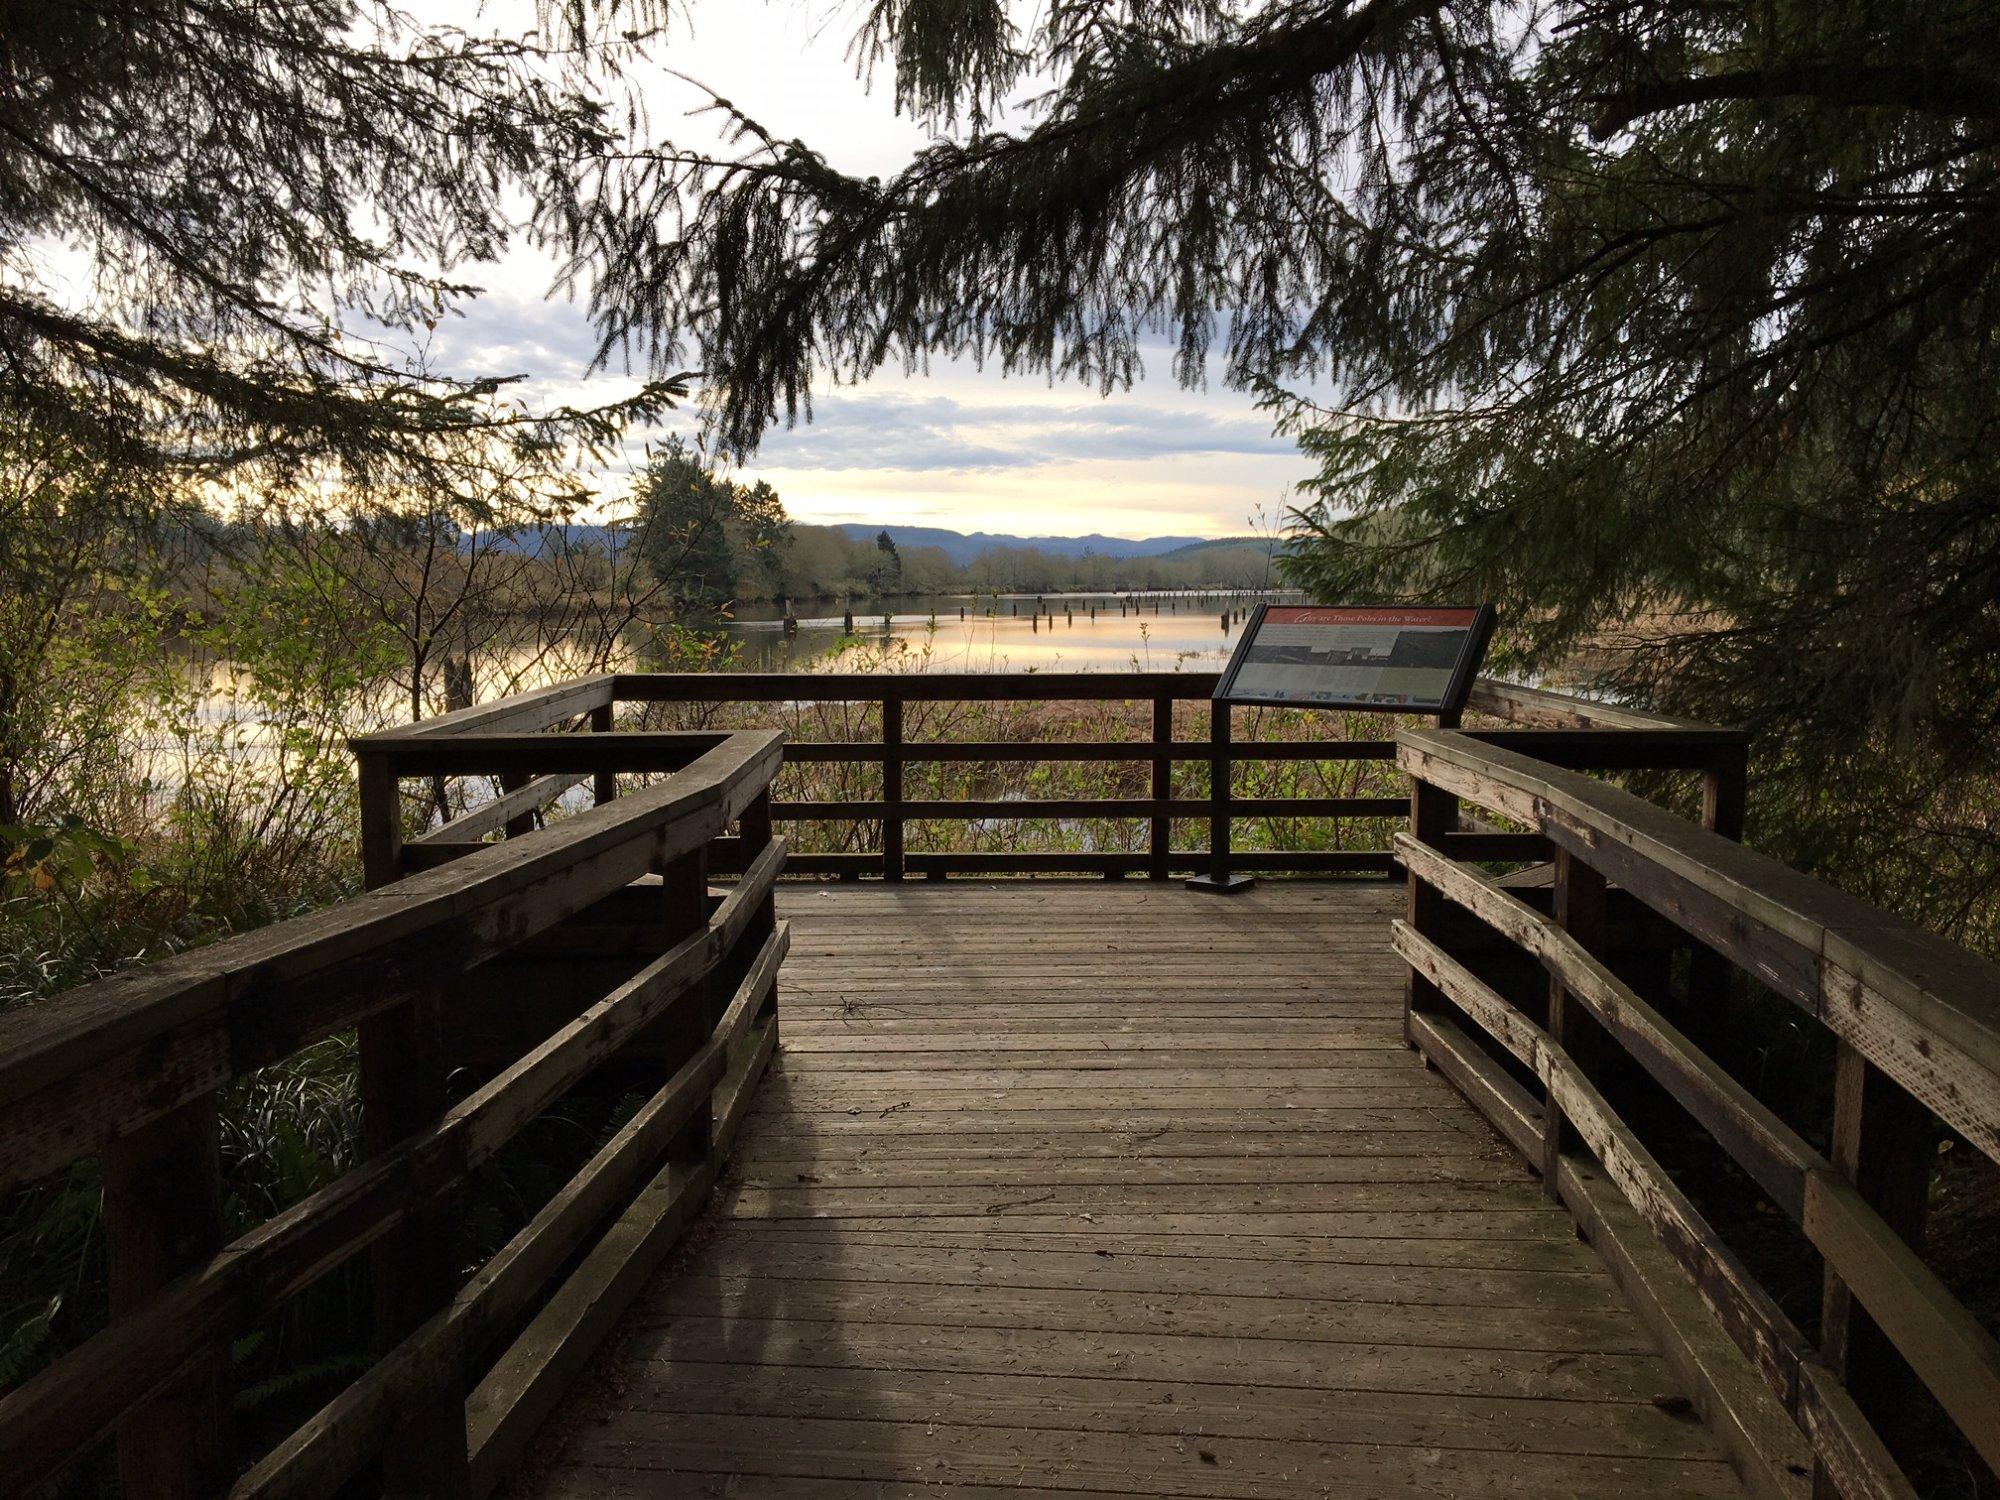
{"left": 426, "top": 1, "right": 1313, "bottom": 541}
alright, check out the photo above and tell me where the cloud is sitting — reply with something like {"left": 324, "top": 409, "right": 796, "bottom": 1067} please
{"left": 750, "top": 390, "right": 1293, "bottom": 473}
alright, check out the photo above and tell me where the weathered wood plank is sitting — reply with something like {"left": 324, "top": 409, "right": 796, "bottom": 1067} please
{"left": 609, "top": 1360, "right": 1722, "bottom": 1458}
{"left": 411, "top": 772, "right": 589, "bottom": 846}
{"left": 512, "top": 879, "right": 1747, "bottom": 1500}
{"left": 669, "top": 1233, "right": 1622, "bottom": 1309}
{"left": 550, "top": 1410, "right": 1746, "bottom": 1498}
{"left": 629, "top": 1315, "right": 1691, "bottom": 1403}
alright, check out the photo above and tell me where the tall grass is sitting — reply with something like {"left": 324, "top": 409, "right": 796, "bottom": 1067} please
{"left": 631, "top": 634, "right": 1425, "bottom": 862}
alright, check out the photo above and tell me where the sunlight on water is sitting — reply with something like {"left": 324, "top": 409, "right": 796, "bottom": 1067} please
{"left": 721, "top": 590, "right": 1302, "bottom": 673}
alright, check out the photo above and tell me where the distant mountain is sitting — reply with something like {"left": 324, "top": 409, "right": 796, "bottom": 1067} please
{"left": 832, "top": 524, "right": 1247, "bottom": 565}
{"left": 477, "top": 523, "right": 625, "bottom": 557}
{"left": 477, "top": 522, "right": 1271, "bottom": 566}
{"left": 1156, "top": 536, "right": 1275, "bottom": 561}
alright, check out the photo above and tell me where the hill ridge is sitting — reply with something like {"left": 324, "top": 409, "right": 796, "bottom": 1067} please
{"left": 835, "top": 524, "right": 1256, "bottom": 565}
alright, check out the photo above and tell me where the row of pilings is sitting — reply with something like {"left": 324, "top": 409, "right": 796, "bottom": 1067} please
{"left": 781, "top": 589, "right": 1281, "bottom": 635}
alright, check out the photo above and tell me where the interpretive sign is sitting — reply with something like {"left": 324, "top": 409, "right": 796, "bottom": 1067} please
{"left": 1214, "top": 604, "right": 1497, "bottom": 718}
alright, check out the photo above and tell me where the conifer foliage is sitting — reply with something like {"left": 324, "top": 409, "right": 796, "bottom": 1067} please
{"left": 588, "top": 0, "right": 2000, "bottom": 939}
{"left": 0, "top": 0, "right": 686, "bottom": 480}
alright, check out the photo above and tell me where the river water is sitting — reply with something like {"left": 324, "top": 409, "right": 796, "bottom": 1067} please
{"left": 717, "top": 589, "right": 1305, "bottom": 673}
{"left": 168, "top": 590, "right": 1306, "bottom": 774}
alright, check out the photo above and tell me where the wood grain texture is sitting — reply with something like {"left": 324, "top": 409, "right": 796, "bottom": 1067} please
{"left": 513, "top": 882, "right": 1749, "bottom": 1500}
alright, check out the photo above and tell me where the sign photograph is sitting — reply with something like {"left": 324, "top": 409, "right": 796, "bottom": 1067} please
{"left": 1214, "top": 604, "right": 1497, "bottom": 715}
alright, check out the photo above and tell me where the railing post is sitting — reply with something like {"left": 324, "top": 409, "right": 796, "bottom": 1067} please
{"left": 1543, "top": 848, "right": 1609, "bottom": 1197}
{"left": 1150, "top": 695, "right": 1173, "bottom": 881}
{"left": 1814, "top": 1044, "right": 1932, "bottom": 1496}
{"left": 881, "top": 697, "right": 904, "bottom": 881}
{"left": 658, "top": 844, "right": 716, "bottom": 1159}
{"left": 1689, "top": 738, "right": 1748, "bottom": 1036}
{"left": 1701, "top": 740, "right": 1748, "bottom": 841}
{"left": 104, "top": 1097, "right": 230, "bottom": 1499}
{"left": 499, "top": 771, "right": 534, "bottom": 838}
{"left": 1404, "top": 776, "right": 1457, "bottom": 1047}
{"left": 357, "top": 750, "right": 401, "bottom": 887}
{"left": 356, "top": 749, "right": 470, "bottom": 1494}
{"left": 1186, "top": 700, "right": 1252, "bottom": 892}
{"left": 590, "top": 701, "right": 617, "bottom": 806}
{"left": 741, "top": 790, "right": 780, "bottom": 1038}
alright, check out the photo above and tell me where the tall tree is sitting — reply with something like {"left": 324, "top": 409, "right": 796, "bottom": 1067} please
{"left": 584, "top": 0, "right": 2000, "bottom": 942}
{"left": 872, "top": 529, "right": 903, "bottom": 593}
{"left": 0, "top": 0, "right": 685, "bottom": 483}
{"left": 631, "top": 437, "right": 792, "bottom": 610}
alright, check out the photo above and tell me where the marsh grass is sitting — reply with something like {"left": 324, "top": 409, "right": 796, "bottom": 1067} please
{"left": 628, "top": 635, "right": 1423, "bottom": 862}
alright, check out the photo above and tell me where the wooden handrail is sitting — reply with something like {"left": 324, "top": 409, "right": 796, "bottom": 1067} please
{"left": 1395, "top": 725, "right": 2000, "bottom": 1500}
{"left": 0, "top": 668, "right": 1788, "bottom": 1495}
{"left": 5, "top": 667, "right": 1777, "bottom": 1496}
{"left": 613, "top": 669, "right": 1226, "bottom": 701}
{"left": 0, "top": 722, "right": 787, "bottom": 1498}
{"left": 406, "top": 772, "right": 589, "bottom": 846}
{"left": 1399, "top": 729, "right": 2000, "bottom": 1151}
{"left": 0, "top": 730, "right": 783, "bottom": 1189}
{"left": 556, "top": 673, "right": 1738, "bottom": 882}
{"left": 1462, "top": 677, "right": 1727, "bottom": 732}
{"left": 350, "top": 675, "right": 617, "bottom": 740}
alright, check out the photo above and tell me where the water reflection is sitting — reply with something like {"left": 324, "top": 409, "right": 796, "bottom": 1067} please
{"left": 719, "top": 589, "right": 1304, "bottom": 672}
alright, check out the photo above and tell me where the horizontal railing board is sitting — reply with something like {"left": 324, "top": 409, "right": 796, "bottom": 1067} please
{"left": 613, "top": 671, "right": 1224, "bottom": 702}
{"left": 227, "top": 1036, "right": 726, "bottom": 1500}
{"left": 1395, "top": 921, "right": 1809, "bottom": 1409}
{"left": 618, "top": 671, "right": 1665, "bottom": 719}
{"left": 1398, "top": 732, "right": 2000, "bottom": 1493}
{"left": 0, "top": 730, "right": 783, "bottom": 1190}
{"left": 351, "top": 676, "right": 616, "bottom": 742}
{"left": 462, "top": 934, "right": 786, "bottom": 1497}
{"left": 1396, "top": 834, "right": 1818, "bottom": 1219}
{"left": 410, "top": 773, "right": 590, "bottom": 845}
{"left": 1396, "top": 908, "right": 1985, "bottom": 1494}
{"left": 780, "top": 849, "right": 1397, "bottom": 873}
{"left": 1462, "top": 680, "right": 1724, "bottom": 734}
{"left": 1, "top": 841, "right": 787, "bottom": 1494}
{"left": 363, "top": 732, "right": 729, "bottom": 776}
{"left": 1397, "top": 729, "right": 2000, "bottom": 1167}
{"left": 3, "top": 936, "right": 722, "bottom": 1484}
{"left": 1551, "top": 1152, "right": 1821, "bottom": 1500}
{"left": 781, "top": 739, "right": 1400, "bottom": 763}
{"left": 769, "top": 797, "right": 1405, "bottom": 821}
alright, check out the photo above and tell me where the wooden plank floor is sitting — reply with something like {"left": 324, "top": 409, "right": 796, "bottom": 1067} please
{"left": 518, "top": 882, "right": 1750, "bottom": 1499}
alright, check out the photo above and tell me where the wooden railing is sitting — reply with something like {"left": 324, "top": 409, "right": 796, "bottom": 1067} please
{"left": 618, "top": 669, "right": 1402, "bottom": 879}
{"left": 438, "top": 668, "right": 1736, "bottom": 880}
{"left": 0, "top": 667, "right": 1773, "bottom": 1497}
{"left": 0, "top": 694, "right": 786, "bottom": 1499}
{"left": 1396, "top": 726, "right": 2000, "bottom": 1500}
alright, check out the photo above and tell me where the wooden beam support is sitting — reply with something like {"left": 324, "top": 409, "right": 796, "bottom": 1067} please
{"left": 1544, "top": 849, "right": 1609, "bottom": 1197}
{"left": 589, "top": 702, "right": 617, "bottom": 805}
{"left": 1814, "top": 1046, "right": 1933, "bottom": 1495}
{"left": 881, "top": 698, "right": 904, "bottom": 882}
{"left": 1404, "top": 777, "right": 1458, "bottom": 1048}
{"left": 1150, "top": 696, "right": 1173, "bottom": 881}
{"left": 104, "top": 1097, "right": 231, "bottom": 1500}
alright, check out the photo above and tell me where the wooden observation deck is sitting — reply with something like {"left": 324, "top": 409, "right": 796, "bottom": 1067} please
{"left": 0, "top": 673, "right": 1994, "bottom": 1500}
{"left": 520, "top": 880, "right": 1754, "bottom": 1497}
